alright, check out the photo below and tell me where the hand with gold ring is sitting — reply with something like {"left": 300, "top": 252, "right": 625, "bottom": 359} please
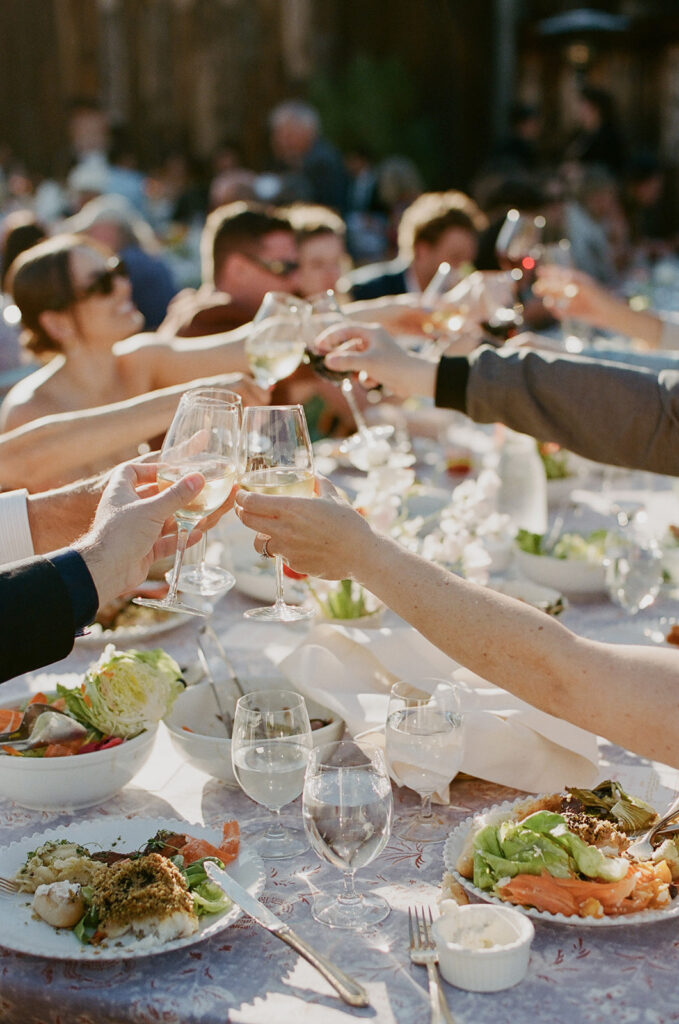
{"left": 257, "top": 534, "right": 274, "bottom": 559}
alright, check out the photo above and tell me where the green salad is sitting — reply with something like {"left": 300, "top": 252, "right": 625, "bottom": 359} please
{"left": 517, "top": 528, "right": 607, "bottom": 563}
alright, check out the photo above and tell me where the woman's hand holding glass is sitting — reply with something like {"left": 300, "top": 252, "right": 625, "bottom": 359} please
{"left": 232, "top": 689, "right": 313, "bottom": 859}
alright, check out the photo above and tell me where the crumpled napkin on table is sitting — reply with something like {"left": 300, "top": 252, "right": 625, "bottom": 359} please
{"left": 277, "top": 621, "right": 600, "bottom": 797}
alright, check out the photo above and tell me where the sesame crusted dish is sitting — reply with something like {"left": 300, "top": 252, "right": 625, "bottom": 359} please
{"left": 0, "top": 818, "right": 265, "bottom": 960}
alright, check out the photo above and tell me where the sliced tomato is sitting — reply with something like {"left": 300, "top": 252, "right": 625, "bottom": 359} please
{"left": 43, "top": 738, "right": 89, "bottom": 758}
{"left": 28, "top": 692, "right": 48, "bottom": 706}
{"left": 283, "top": 564, "right": 307, "bottom": 580}
{"left": 178, "top": 836, "right": 227, "bottom": 866}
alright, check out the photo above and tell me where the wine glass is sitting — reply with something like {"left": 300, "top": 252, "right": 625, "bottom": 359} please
{"left": 604, "top": 508, "right": 664, "bottom": 615}
{"left": 303, "top": 739, "right": 393, "bottom": 928}
{"left": 170, "top": 387, "right": 242, "bottom": 598}
{"left": 133, "top": 391, "right": 240, "bottom": 617}
{"left": 306, "top": 290, "right": 393, "bottom": 472}
{"left": 232, "top": 689, "right": 313, "bottom": 858}
{"left": 238, "top": 404, "right": 315, "bottom": 622}
{"left": 385, "top": 678, "right": 464, "bottom": 843}
{"left": 245, "top": 291, "right": 309, "bottom": 389}
{"left": 495, "top": 208, "right": 545, "bottom": 282}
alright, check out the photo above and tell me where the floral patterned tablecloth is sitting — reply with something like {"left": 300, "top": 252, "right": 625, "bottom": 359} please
{"left": 1, "top": 584, "right": 678, "bottom": 1024}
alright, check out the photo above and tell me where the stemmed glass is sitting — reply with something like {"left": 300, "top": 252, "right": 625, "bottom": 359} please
{"left": 232, "top": 689, "right": 313, "bottom": 858}
{"left": 495, "top": 208, "right": 545, "bottom": 283}
{"left": 238, "top": 404, "right": 315, "bottom": 622}
{"left": 169, "top": 387, "right": 242, "bottom": 599}
{"left": 245, "top": 291, "right": 309, "bottom": 389}
{"left": 306, "top": 290, "right": 393, "bottom": 471}
{"left": 385, "top": 678, "right": 464, "bottom": 843}
{"left": 604, "top": 507, "right": 664, "bottom": 616}
{"left": 133, "top": 391, "right": 240, "bottom": 617}
{"left": 303, "top": 739, "right": 393, "bottom": 928}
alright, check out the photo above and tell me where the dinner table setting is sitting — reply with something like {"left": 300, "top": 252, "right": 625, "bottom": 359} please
{"left": 2, "top": 378, "right": 679, "bottom": 1024}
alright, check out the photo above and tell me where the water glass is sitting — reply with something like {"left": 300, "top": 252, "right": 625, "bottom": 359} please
{"left": 385, "top": 678, "right": 464, "bottom": 843}
{"left": 232, "top": 689, "right": 312, "bottom": 858}
{"left": 604, "top": 517, "right": 664, "bottom": 615}
{"left": 303, "top": 740, "right": 393, "bottom": 928}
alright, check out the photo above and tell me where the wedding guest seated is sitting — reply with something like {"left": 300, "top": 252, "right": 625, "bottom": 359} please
{"left": 342, "top": 190, "right": 487, "bottom": 300}
{"left": 1, "top": 459, "right": 208, "bottom": 683}
{"left": 234, "top": 478, "right": 678, "bottom": 768}
{"left": 267, "top": 100, "right": 348, "bottom": 214}
{"left": 62, "top": 194, "right": 178, "bottom": 329}
{"left": 159, "top": 200, "right": 300, "bottom": 336}
{"left": 281, "top": 202, "right": 349, "bottom": 298}
{"left": 0, "top": 210, "right": 46, "bottom": 375}
{"left": 0, "top": 234, "right": 266, "bottom": 474}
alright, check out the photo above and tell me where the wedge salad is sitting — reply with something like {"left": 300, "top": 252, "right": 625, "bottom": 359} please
{"left": 0, "top": 645, "right": 183, "bottom": 757}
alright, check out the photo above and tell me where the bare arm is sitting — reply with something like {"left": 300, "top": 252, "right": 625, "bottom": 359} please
{"left": 26, "top": 475, "right": 106, "bottom": 553}
{"left": 120, "top": 325, "right": 252, "bottom": 389}
{"left": 235, "top": 485, "right": 679, "bottom": 768}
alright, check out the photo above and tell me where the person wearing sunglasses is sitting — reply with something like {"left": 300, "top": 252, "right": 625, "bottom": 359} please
{"left": 0, "top": 233, "right": 267, "bottom": 480}
{"left": 159, "top": 200, "right": 301, "bottom": 338}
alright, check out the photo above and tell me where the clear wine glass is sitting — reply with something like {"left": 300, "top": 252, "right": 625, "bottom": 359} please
{"left": 385, "top": 678, "right": 464, "bottom": 843}
{"left": 170, "top": 387, "right": 242, "bottom": 598}
{"left": 306, "top": 290, "right": 393, "bottom": 472}
{"left": 133, "top": 391, "right": 240, "bottom": 617}
{"left": 232, "top": 689, "right": 313, "bottom": 859}
{"left": 238, "top": 404, "right": 315, "bottom": 622}
{"left": 245, "top": 291, "right": 309, "bottom": 389}
{"left": 495, "top": 208, "right": 545, "bottom": 281}
{"left": 303, "top": 739, "right": 393, "bottom": 928}
{"left": 604, "top": 508, "right": 664, "bottom": 616}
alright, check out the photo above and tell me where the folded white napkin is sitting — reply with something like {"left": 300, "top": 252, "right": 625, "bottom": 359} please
{"left": 277, "top": 620, "right": 600, "bottom": 796}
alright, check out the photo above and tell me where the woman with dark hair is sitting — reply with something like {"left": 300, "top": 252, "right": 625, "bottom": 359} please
{"left": 0, "top": 233, "right": 265, "bottom": 471}
{"left": 0, "top": 211, "right": 47, "bottom": 374}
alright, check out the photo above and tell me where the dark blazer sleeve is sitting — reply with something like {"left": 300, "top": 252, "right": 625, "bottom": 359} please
{"left": 0, "top": 557, "right": 77, "bottom": 683}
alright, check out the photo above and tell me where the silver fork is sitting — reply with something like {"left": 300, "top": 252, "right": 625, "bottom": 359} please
{"left": 408, "top": 906, "right": 454, "bottom": 1024}
{"left": 627, "top": 792, "right": 679, "bottom": 860}
{"left": 0, "top": 876, "right": 18, "bottom": 895}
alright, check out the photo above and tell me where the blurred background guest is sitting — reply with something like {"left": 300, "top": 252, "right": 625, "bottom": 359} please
{"left": 267, "top": 100, "right": 348, "bottom": 213}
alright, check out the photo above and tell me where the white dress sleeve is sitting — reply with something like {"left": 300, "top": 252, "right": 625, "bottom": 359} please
{"left": 0, "top": 489, "right": 35, "bottom": 564}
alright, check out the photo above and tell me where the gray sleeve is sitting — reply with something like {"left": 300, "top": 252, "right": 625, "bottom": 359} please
{"left": 465, "top": 345, "right": 679, "bottom": 476}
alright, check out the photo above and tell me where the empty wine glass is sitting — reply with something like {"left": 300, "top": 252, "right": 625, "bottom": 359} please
{"left": 385, "top": 678, "right": 464, "bottom": 843}
{"left": 604, "top": 508, "right": 664, "bottom": 615}
{"left": 238, "top": 404, "right": 315, "bottom": 622}
{"left": 232, "top": 689, "right": 313, "bottom": 859}
{"left": 245, "top": 291, "right": 309, "bottom": 389}
{"left": 134, "top": 390, "right": 240, "bottom": 617}
{"left": 303, "top": 739, "right": 393, "bottom": 928}
{"left": 170, "top": 387, "right": 242, "bottom": 598}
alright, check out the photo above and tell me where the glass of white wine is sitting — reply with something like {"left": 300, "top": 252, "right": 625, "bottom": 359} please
{"left": 245, "top": 291, "right": 309, "bottom": 389}
{"left": 133, "top": 391, "right": 240, "bottom": 617}
{"left": 303, "top": 739, "right": 393, "bottom": 928}
{"left": 238, "top": 404, "right": 315, "bottom": 622}
{"left": 385, "top": 678, "right": 464, "bottom": 843}
{"left": 232, "top": 689, "right": 313, "bottom": 859}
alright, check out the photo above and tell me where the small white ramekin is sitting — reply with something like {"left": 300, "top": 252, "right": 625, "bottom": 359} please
{"left": 432, "top": 904, "right": 535, "bottom": 992}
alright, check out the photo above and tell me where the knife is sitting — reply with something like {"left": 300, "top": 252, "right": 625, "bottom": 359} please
{"left": 205, "top": 862, "right": 370, "bottom": 1007}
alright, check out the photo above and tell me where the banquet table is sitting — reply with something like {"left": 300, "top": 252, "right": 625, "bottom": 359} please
{"left": 2, "top": 472, "right": 679, "bottom": 1024}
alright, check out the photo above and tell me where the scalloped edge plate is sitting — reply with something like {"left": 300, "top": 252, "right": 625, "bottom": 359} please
{"left": 0, "top": 817, "right": 266, "bottom": 958}
{"left": 443, "top": 796, "right": 679, "bottom": 927}
{"left": 76, "top": 611, "right": 187, "bottom": 647}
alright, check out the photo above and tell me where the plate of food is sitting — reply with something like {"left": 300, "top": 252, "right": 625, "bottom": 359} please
{"left": 444, "top": 782, "right": 679, "bottom": 926}
{"left": 76, "top": 591, "right": 186, "bottom": 647}
{"left": 0, "top": 816, "right": 265, "bottom": 959}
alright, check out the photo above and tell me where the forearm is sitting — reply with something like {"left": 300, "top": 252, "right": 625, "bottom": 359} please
{"left": 27, "top": 476, "right": 104, "bottom": 553}
{"left": 351, "top": 532, "right": 679, "bottom": 766}
{"left": 593, "top": 294, "right": 663, "bottom": 347}
{"left": 153, "top": 330, "right": 250, "bottom": 385}
{"left": 460, "top": 345, "right": 679, "bottom": 475}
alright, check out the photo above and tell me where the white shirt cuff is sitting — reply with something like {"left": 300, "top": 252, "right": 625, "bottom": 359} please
{"left": 0, "top": 489, "right": 34, "bottom": 564}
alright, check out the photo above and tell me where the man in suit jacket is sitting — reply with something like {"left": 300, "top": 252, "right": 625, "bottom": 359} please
{"left": 345, "top": 191, "right": 487, "bottom": 301}
{"left": 1, "top": 460, "right": 206, "bottom": 683}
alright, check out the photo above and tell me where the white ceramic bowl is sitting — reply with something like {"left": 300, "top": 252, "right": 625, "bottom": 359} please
{"left": 514, "top": 547, "right": 606, "bottom": 596}
{"left": 432, "top": 904, "right": 534, "bottom": 992}
{"left": 0, "top": 724, "right": 157, "bottom": 811}
{"left": 165, "top": 680, "right": 344, "bottom": 785}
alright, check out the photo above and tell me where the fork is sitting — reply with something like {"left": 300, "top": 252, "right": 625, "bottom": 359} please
{"left": 627, "top": 792, "right": 679, "bottom": 860}
{"left": 409, "top": 906, "right": 454, "bottom": 1024}
{"left": 0, "top": 876, "right": 18, "bottom": 895}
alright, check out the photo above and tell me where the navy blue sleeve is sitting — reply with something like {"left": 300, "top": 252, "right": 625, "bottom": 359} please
{"left": 50, "top": 549, "right": 99, "bottom": 634}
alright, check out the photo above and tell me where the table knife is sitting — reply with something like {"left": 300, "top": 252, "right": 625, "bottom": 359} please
{"left": 204, "top": 862, "right": 370, "bottom": 1007}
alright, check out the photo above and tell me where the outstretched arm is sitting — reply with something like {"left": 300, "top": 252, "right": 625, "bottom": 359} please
{"left": 235, "top": 483, "right": 679, "bottom": 768}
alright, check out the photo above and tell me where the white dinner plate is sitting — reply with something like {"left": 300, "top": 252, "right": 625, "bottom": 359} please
{"left": 0, "top": 817, "right": 266, "bottom": 959}
{"left": 76, "top": 610, "right": 187, "bottom": 647}
{"left": 444, "top": 796, "right": 679, "bottom": 927}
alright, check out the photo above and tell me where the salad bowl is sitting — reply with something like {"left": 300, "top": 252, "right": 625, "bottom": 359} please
{"left": 0, "top": 721, "right": 158, "bottom": 810}
{"left": 514, "top": 529, "right": 607, "bottom": 596}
